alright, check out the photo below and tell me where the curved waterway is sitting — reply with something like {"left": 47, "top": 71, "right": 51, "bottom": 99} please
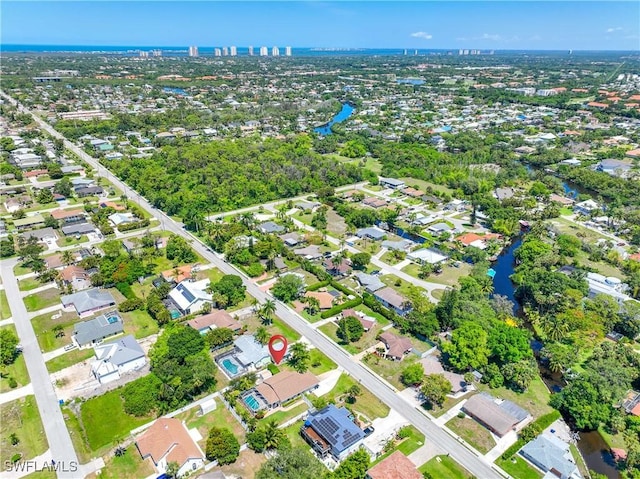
{"left": 314, "top": 102, "right": 355, "bottom": 135}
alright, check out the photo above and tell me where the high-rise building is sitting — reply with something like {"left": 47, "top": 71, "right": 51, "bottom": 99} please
{"left": 272, "top": 46, "right": 280, "bottom": 56}
{"left": 222, "top": 46, "right": 228, "bottom": 56}
{"left": 248, "top": 45, "right": 254, "bottom": 56}
{"left": 151, "top": 49, "right": 162, "bottom": 57}
{"left": 214, "top": 48, "right": 222, "bottom": 57}
{"left": 188, "top": 46, "right": 199, "bottom": 57}
{"left": 230, "top": 46, "right": 237, "bottom": 56}
{"left": 139, "top": 51, "right": 149, "bottom": 58}
{"left": 285, "top": 46, "right": 292, "bottom": 56}
{"left": 260, "top": 46, "right": 268, "bottom": 56}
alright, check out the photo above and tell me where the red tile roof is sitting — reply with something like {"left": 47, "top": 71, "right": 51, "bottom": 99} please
{"left": 367, "top": 451, "right": 422, "bottom": 479}
{"left": 136, "top": 418, "right": 203, "bottom": 468}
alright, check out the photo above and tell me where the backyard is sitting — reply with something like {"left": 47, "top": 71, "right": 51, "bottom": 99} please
{"left": 120, "top": 309, "right": 159, "bottom": 339}
{"left": 476, "top": 377, "right": 554, "bottom": 419}
{"left": 220, "top": 449, "right": 266, "bottom": 479}
{"left": 176, "top": 398, "right": 246, "bottom": 447}
{"left": 0, "top": 396, "right": 49, "bottom": 466}
{"left": 402, "top": 261, "right": 473, "bottom": 287}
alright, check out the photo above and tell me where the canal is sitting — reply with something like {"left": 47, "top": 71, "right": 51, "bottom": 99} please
{"left": 490, "top": 238, "right": 621, "bottom": 478}
{"left": 314, "top": 102, "right": 355, "bottom": 135}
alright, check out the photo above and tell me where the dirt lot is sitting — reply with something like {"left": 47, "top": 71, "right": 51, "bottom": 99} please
{"left": 51, "top": 334, "right": 158, "bottom": 400}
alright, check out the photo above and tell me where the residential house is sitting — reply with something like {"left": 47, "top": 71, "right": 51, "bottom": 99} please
{"left": 13, "top": 214, "right": 46, "bottom": 231}
{"left": 342, "top": 309, "right": 375, "bottom": 331}
{"left": 379, "top": 177, "right": 406, "bottom": 189}
{"left": 324, "top": 257, "right": 351, "bottom": 277}
{"left": 494, "top": 187, "right": 516, "bottom": 201}
{"left": 72, "top": 311, "right": 124, "bottom": 348}
{"left": 455, "top": 232, "right": 501, "bottom": 250}
{"left": 621, "top": 391, "right": 640, "bottom": 417}
{"left": 136, "top": 418, "right": 205, "bottom": 477}
{"left": 573, "top": 199, "right": 600, "bottom": 216}
{"left": 60, "top": 265, "right": 91, "bottom": 291}
{"left": 407, "top": 248, "right": 448, "bottom": 264}
{"left": 91, "top": 335, "right": 146, "bottom": 383}
{"left": 21, "top": 227, "right": 58, "bottom": 243}
{"left": 462, "top": 393, "right": 530, "bottom": 437}
{"left": 161, "top": 265, "right": 193, "bottom": 284}
{"left": 362, "top": 197, "right": 388, "bottom": 209}
{"left": 374, "top": 287, "right": 411, "bottom": 316}
{"left": 520, "top": 434, "right": 582, "bottom": 479}
{"left": 378, "top": 331, "right": 413, "bottom": 361}
{"left": 109, "top": 212, "right": 135, "bottom": 227}
{"left": 427, "top": 223, "right": 453, "bottom": 235}
{"left": 50, "top": 208, "right": 86, "bottom": 224}
{"left": 280, "top": 232, "right": 303, "bottom": 247}
{"left": 355, "top": 272, "right": 385, "bottom": 293}
{"left": 186, "top": 310, "right": 242, "bottom": 334}
{"left": 233, "top": 335, "right": 271, "bottom": 370}
{"left": 62, "top": 288, "right": 116, "bottom": 316}
{"left": 243, "top": 371, "right": 319, "bottom": 412}
{"left": 403, "top": 187, "right": 425, "bottom": 198}
{"left": 595, "top": 159, "right": 633, "bottom": 178}
{"left": 61, "top": 222, "right": 95, "bottom": 236}
{"left": 549, "top": 194, "right": 575, "bottom": 206}
{"left": 381, "top": 239, "right": 413, "bottom": 252}
{"left": 75, "top": 186, "right": 104, "bottom": 197}
{"left": 366, "top": 451, "right": 422, "bottom": 479}
{"left": 301, "top": 404, "right": 366, "bottom": 461}
{"left": 257, "top": 221, "right": 285, "bottom": 234}
{"left": 294, "top": 201, "right": 320, "bottom": 212}
{"left": 420, "top": 356, "right": 467, "bottom": 394}
{"left": 356, "top": 227, "right": 386, "bottom": 241}
{"left": 294, "top": 245, "right": 322, "bottom": 260}
{"left": 168, "top": 280, "right": 212, "bottom": 315}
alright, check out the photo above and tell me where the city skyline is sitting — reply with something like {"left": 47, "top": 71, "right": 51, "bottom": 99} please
{"left": 1, "top": 1, "right": 639, "bottom": 51}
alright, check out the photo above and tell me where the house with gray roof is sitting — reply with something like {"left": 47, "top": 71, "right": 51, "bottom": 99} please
{"left": 355, "top": 272, "right": 385, "bottom": 292}
{"left": 258, "top": 221, "right": 285, "bottom": 234}
{"left": 20, "top": 227, "right": 58, "bottom": 243}
{"left": 72, "top": 311, "right": 124, "bottom": 348}
{"left": 294, "top": 201, "right": 320, "bottom": 212}
{"left": 62, "top": 288, "right": 116, "bottom": 316}
{"left": 91, "top": 334, "right": 146, "bottom": 383}
{"left": 356, "top": 227, "right": 386, "bottom": 241}
{"left": 520, "top": 434, "right": 582, "bottom": 479}
{"left": 381, "top": 239, "right": 414, "bottom": 252}
{"left": 233, "top": 335, "right": 271, "bottom": 370}
{"left": 379, "top": 177, "right": 406, "bottom": 189}
{"left": 462, "top": 393, "right": 530, "bottom": 437}
{"left": 61, "top": 222, "right": 95, "bottom": 236}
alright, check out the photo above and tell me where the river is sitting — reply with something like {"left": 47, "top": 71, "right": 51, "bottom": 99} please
{"left": 314, "top": 102, "right": 355, "bottom": 135}
{"left": 491, "top": 238, "right": 621, "bottom": 478}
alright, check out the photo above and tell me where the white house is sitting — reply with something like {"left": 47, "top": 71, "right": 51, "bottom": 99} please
{"left": 136, "top": 418, "right": 205, "bottom": 477}
{"left": 168, "top": 279, "right": 212, "bottom": 315}
{"left": 407, "top": 248, "right": 449, "bottom": 264}
{"left": 91, "top": 335, "right": 146, "bottom": 384}
{"left": 573, "top": 199, "right": 600, "bottom": 216}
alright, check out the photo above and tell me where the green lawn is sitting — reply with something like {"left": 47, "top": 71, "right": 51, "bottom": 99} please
{"left": 282, "top": 420, "right": 310, "bottom": 450}
{"left": 0, "top": 290, "right": 11, "bottom": 319}
{"left": 399, "top": 177, "right": 453, "bottom": 195}
{"left": 23, "top": 288, "right": 60, "bottom": 312}
{"left": 0, "top": 395, "right": 49, "bottom": 465}
{"left": 176, "top": 398, "right": 245, "bottom": 448}
{"left": 476, "top": 377, "right": 553, "bottom": 419}
{"left": 23, "top": 470, "right": 57, "bottom": 479}
{"left": 319, "top": 321, "right": 382, "bottom": 355}
{"left": 0, "top": 342, "right": 30, "bottom": 393}
{"left": 199, "top": 267, "right": 224, "bottom": 284}
{"left": 121, "top": 309, "right": 159, "bottom": 339}
{"left": 354, "top": 304, "right": 391, "bottom": 326}
{"left": 57, "top": 235, "right": 88, "bottom": 248}
{"left": 362, "top": 352, "right": 420, "bottom": 390}
{"left": 80, "top": 389, "right": 153, "bottom": 451}
{"left": 31, "top": 311, "right": 78, "bottom": 352}
{"left": 13, "top": 264, "right": 32, "bottom": 276}
{"left": 495, "top": 456, "right": 542, "bottom": 479}
{"left": 270, "top": 317, "right": 301, "bottom": 341}
{"left": 308, "top": 348, "right": 337, "bottom": 375}
{"left": 421, "top": 455, "right": 472, "bottom": 479}
{"left": 18, "top": 277, "right": 47, "bottom": 292}
{"left": 372, "top": 425, "right": 425, "bottom": 465}
{"left": 402, "top": 262, "right": 473, "bottom": 288}
{"left": 446, "top": 415, "right": 496, "bottom": 454}
{"left": 60, "top": 406, "right": 93, "bottom": 463}
{"left": 320, "top": 373, "right": 389, "bottom": 421}
{"left": 379, "top": 274, "right": 419, "bottom": 299}
{"left": 431, "top": 289, "right": 445, "bottom": 300}
{"left": 94, "top": 445, "right": 155, "bottom": 479}
{"left": 47, "top": 349, "right": 94, "bottom": 374}
{"left": 259, "top": 402, "right": 308, "bottom": 428}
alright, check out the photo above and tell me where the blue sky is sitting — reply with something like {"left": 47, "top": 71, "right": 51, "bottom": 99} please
{"left": 2, "top": 1, "right": 639, "bottom": 50}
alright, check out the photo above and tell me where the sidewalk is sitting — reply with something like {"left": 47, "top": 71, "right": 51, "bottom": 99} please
{"left": 0, "top": 449, "right": 51, "bottom": 479}
{"left": 27, "top": 304, "right": 64, "bottom": 319}
{"left": 0, "top": 384, "right": 33, "bottom": 405}
{"left": 20, "top": 283, "right": 57, "bottom": 298}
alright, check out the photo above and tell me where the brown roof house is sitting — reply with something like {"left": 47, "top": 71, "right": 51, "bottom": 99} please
{"left": 136, "top": 418, "right": 205, "bottom": 477}
{"left": 373, "top": 287, "right": 412, "bottom": 316}
{"left": 242, "top": 370, "right": 318, "bottom": 412}
{"left": 366, "top": 451, "right": 422, "bottom": 479}
{"left": 378, "top": 331, "right": 413, "bottom": 361}
{"left": 186, "top": 310, "right": 242, "bottom": 335}
{"left": 161, "top": 265, "right": 192, "bottom": 284}
{"left": 462, "top": 393, "right": 530, "bottom": 437}
{"left": 59, "top": 265, "right": 91, "bottom": 291}
{"left": 420, "top": 356, "right": 468, "bottom": 394}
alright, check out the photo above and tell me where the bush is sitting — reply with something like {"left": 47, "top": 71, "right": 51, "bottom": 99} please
{"left": 118, "top": 298, "right": 144, "bottom": 312}
{"left": 319, "top": 297, "right": 363, "bottom": 319}
{"left": 115, "top": 282, "right": 136, "bottom": 299}
{"left": 7, "top": 377, "right": 17, "bottom": 389}
{"left": 117, "top": 219, "right": 150, "bottom": 232}
{"left": 306, "top": 280, "right": 331, "bottom": 292}
{"left": 121, "top": 374, "right": 161, "bottom": 416}
{"left": 329, "top": 279, "right": 357, "bottom": 296}
{"left": 397, "top": 426, "right": 412, "bottom": 439}
{"left": 267, "top": 363, "right": 280, "bottom": 375}
{"left": 501, "top": 410, "right": 561, "bottom": 460}
{"left": 11, "top": 454, "right": 21, "bottom": 463}
{"left": 246, "top": 262, "right": 265, "bottom": 277}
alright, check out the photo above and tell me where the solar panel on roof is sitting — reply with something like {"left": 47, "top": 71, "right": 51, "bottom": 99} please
{"left": 179, "top": 284, "right": 196, "bottom": 303}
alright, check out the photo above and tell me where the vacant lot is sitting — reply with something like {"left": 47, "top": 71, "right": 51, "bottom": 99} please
{"left": 220, "top": 448, "right": 265, "bottom": 479}
{"left": 362, "top": 352, "right": 421, "bottom": 390}
{"left": 91, "top": 445, "right": 154, "bottom": 479}
{"left": 446, "top": 415, "right": 496, "bottom": 454}
{"left": 120, "top": 309, "right": 159, "bottom": 339}
{"left": 80, "top": 390, "right": 153, "bottom": 451}
{"left": 402, "top": 262, "right": 472, "bottom": 288}
{"left": 24, "top": 288, "right": 60, "bottom": 312}
{"left": 0, "top": 348, "right": 29, "bottom": 393}
{"left": 319, "top": 320, "right": 383, "bottom": 355}
{"left": 31, "top": 310, "right": 78, "bottom": 352}
{"left": 320, "top": 373, "right": 389, "bottom": 421}
{"left": 46, "top": 348, "right": 94, "bottom": 374}
{"left": 0, "top": 396, "right": 49, "bottom": 465}
{"left": 420, "top": 455, "right": 472, "bottom": 479}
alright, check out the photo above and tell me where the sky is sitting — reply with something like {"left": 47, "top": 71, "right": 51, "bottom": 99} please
{"left": 2, "top": 1, "right": 639, "bottom": 50}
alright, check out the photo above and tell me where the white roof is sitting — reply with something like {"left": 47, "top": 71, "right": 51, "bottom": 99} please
{"left": 169, "top": 280, "right": 212, "bottom": 311}
{"left": 407, "top": 248, "right": 448, "bottom": 264}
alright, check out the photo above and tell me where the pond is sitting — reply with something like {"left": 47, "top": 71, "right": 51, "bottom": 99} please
{"left": 314, "top": 102, "right": 355, "bottom": 135}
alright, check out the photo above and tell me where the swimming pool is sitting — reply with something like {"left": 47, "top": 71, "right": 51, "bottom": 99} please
{"left": 222, "top": 358, "right": 238, "bottom": 375}
{"left": 244, "top": 394, "right": 261, "bottom": 411}
{"left": 169, "top": 309, "right": 181, "bottom": 319}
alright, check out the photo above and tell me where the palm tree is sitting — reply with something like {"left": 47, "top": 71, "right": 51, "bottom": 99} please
{"left": 255, "top": 326, "right": 269, "bottom": 345}
{"left": 288, "top": 342, "right": 310, "bottom": 373}
{"left": 61, "top": 250, "right": 75, "bottom": 266}
{"left": 263, "top": 419, "right": 285, "bottom": 450}
{"left": 304, "top": 296, "right": 321, "bottom": 316}
{"left": 260, "top": 299, "right": 276, "bottom": 325}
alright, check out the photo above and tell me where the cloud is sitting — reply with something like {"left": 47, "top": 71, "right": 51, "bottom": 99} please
{"left": 480, "top": 33, "right": 502, "bottom": 41}
{"left": 410, "top": 31, "right": 433, "bottom": 40}
{"left": 606, "top": 27, "right": 623, "bottom": 33}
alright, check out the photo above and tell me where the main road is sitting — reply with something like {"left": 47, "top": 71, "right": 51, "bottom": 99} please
{"left": 2, "top": 91, "right": 507, "bottom": 479}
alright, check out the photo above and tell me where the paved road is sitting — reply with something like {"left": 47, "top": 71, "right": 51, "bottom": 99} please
{"left": 2, "top": 91, "right": 507, "bottom": 479}
{"left": 0, "top": 258, "right": 80, "bottom": 479}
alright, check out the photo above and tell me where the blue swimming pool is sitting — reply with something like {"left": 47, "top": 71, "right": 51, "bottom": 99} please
{"left": 169, "top": 309, "right": 181, "bottom": 319}
{"left": 222, "top": 358, "right": 238, "bottom": 375}
{"left": 244, "top": 394, "right": 260, "bottom": 411}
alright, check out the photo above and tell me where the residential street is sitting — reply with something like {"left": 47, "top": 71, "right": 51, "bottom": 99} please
{"left": 1, "top": 91, "right": 507, "bottom": 479}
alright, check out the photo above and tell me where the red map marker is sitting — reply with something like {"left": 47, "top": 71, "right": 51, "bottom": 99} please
{"left": 268, "top": 335, "right": 288, "bottom": 365}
